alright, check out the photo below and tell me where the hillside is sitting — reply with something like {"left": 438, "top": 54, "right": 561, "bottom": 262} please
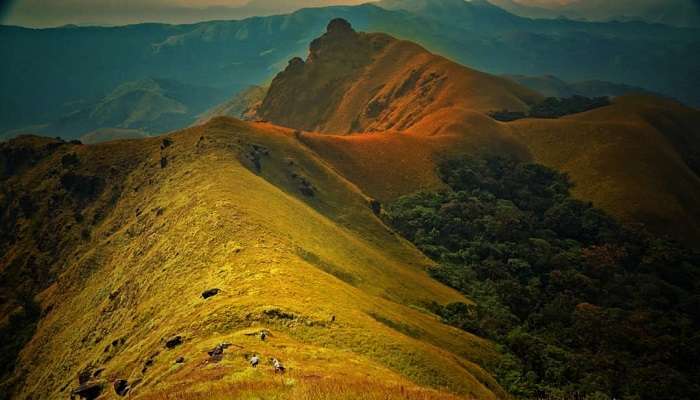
{"left": 36, "top": 78, "right": 230, "bottom": 139}
{"left": 2, "top": 16, "right": 700, "bottom": 400}
{"left": 256, "top": 20, "right": 700, "bottom": 246}
{"left": 195, "top": 85, "right": 267, "bottom": 126}
{"left": 258, "top": 18, "right": 540, "bottom": 134}
{"left": 0, "top": 118, "right": 504, "bottom": 399}
{"left": 2, "top": 1, "right": 699, "bottom": 138}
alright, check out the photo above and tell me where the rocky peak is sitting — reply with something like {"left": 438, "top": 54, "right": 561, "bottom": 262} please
{"left": 326, "top": 18, "right": 354, "bottom": 35}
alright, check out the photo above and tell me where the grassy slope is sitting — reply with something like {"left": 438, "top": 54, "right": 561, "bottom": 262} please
{"left": 8, "top": 118, "right": 502, "bottom": 399}
{"left": 294, "top": 95, "right": 700, "bottom": 246}
{"left": 254, "top": 22, "right": 700, "bottom": 246}
{"left": 510, "top": 94, "right": 700, "bottom": 245}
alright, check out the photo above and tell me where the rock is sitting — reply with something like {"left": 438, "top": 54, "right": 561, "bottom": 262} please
{"left": 175, "top": 356, "right": 185, "bottom": 363}
{"left": 369, "top": 199, "right": 381, "bottom": 215}
{"left": 160, "top": 138, "right": 173, "bottom": 150}
{"left": 78, "top": 366, "right": 94, "bottom": 385}
{"left": 113, "top": 379, "right": 130, "bottom": 396}
{"left": 165, "top": 335, "right": 182, "bottom": 349}
{"left": 71, "top": 381, "right": 104, "bottom": 400}
{"left": 201, "top": 288, "right": 221, "bottom": 299}
{"left": 327, "top": 18, "right": 354, "bottom": 35}
{"left": 207, "top": 342, "right": 232, "bottom": 363}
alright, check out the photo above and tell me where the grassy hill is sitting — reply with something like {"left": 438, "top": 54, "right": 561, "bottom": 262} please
{"left": 256, "top": 20, "right": 700, "bottom": 247}
{"left": 0, "top": 118, "right": 504, "bottom": 399}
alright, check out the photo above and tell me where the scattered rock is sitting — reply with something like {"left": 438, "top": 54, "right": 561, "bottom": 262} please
{"left": 113, "top": 379, "right": 130, "bottom": 396}
{"left": 244, "top": 144, "right": 269, "bottom": 172}
{"left": 369, "top": 199, "right": 381, "bottom": 215}
{"left": 165, "top": 335, "right": 182, "bottom": 349}
{"left": 61, "top": 153, "right": 80, "bottom": 168}
{"left": 290, "top": 172, "right": 315, "bottom": 197}
{"left": 201, "top": 288, "right": 221, "bottom": 299}
{"left": 160, "top": 138, "right": 173, "bottom": 150}
{"left": 78, "top": 367, "right": 94, "bottom": 385}
{"left": 71, "top": 381, "right": 104, "bottom": 400}
{"left": 175, "top": 356, "right": 185, "bottom": 364}
{"left": 207, "top": 342, "right": 232, "bottom": 363}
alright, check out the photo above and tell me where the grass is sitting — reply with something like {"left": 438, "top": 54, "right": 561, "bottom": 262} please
{"left": 144, "top": 375, "right": 466, "bottom": 400}
{"left": 4, "top": 119, "right": 502, "bottom": 399}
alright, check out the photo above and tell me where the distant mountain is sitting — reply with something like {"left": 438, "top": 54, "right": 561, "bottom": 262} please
{"left": 504, "top": 74, "right": 656, "bottom": 99}
{"left": 490, "top": 0, "right": 700, "bottom": 28}
{"left": 79, "top": 128, "right": 150, "bottom": 144}
{"left": 33, "top": 78, "right": 230, "bottom": 139}
{"left": 1, "top": 1, "right": 699, "bottom": 139}
{"left": 194, "top": 85, "right": 267, "bottom": 126}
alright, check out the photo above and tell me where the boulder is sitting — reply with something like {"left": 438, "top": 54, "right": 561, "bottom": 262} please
{"left": 165, "top": 335, "right": 182, "bottom": 349}
{"left": 113, "top": 379, "right": 130, "bottom": 396}
{"left": 201, "top": 288, "right": 220, "bottom": 299}
{"left": 71, "top": 381, "right": 104, "bottom": 400}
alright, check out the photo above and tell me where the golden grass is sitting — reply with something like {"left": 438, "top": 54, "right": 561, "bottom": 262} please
{"left": 8, "top": 119, "right": 502, "bottom": 399}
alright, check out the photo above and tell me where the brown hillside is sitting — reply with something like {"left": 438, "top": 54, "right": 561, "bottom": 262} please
{"left": 257, "top": 18, "right": 541, "bottom": 135}
{"left": 256, "top": 20, "right": 700, "bottom": 246}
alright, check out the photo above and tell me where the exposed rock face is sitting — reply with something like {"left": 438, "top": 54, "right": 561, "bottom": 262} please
{"left": 257, "top": 19, "right": 394, "bottom": 133}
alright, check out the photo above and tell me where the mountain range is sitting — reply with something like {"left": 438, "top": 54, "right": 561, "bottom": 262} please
{"left": 490, "top": 0, "right": 700, "bottom": 28}
{"left": 1, "top": 0, "right": 699, "bottom": 140}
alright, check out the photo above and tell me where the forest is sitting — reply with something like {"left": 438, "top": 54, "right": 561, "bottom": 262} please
{"left": 385, "top": 157, "right": 700, "bottom": 399}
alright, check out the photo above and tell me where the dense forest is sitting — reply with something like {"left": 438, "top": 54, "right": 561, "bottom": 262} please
{"left": 385, "top": 157, "right": 700, "bottom": 400}
{"left": 490, "top": 96, "right": 611, "bottom": 121}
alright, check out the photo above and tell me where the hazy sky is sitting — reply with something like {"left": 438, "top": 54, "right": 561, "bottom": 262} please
{"left": 0, "top": 0, "right": 372, "bottom": 27}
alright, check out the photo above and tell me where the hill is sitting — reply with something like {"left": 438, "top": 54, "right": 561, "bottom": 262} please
{"left": 2, "top": 17, "right": 699, "bottom": 400}
{"left": 0, "top": 119, "right": 503, "bottom": 399}
{"left": 195, "top": 85, "right": 267, "bottom": 126}
{"left": 29, "top": 78, "right": 230, "bottom": 139}
{"left": 258, "top": 18, "right": 540, "bottom": 134}
{"left": 489, "top": 0, "right": 700, "bottom": 28}
{"left": 1, "top": 1, "right": 699, "bottom": 138}
{"left": 503, "top": 74, "right": 656, "bottom": 99}
{"left": 256, "top": 20, "right": 700, "bottom": 246}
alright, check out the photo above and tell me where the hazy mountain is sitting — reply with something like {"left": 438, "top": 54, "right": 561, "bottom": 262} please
{"left": 490, "top": 0, "right": 700, "bottom": 28}
{"left": 30, "top": 78, "right": 231, "bottom": 139}
{"left": 504, "top": 74, "right": 656, "bottom": 99}
{"left": 194, "top": 85, "right": 267, "bottom": 125}
{"left": 1, "top": 1, "right": 699, "bottom": 140}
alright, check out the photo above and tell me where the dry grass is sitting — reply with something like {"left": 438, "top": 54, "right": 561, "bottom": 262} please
{"left": 7, "top": 119, "right": 501, "bottom": 400}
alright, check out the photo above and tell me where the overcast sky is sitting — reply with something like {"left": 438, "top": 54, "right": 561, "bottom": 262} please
{"left": 0, "top": 0, "right": 372, "bottom": 27}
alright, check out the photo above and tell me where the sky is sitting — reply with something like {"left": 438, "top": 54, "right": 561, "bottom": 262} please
{"left": 0, "top": 0, "right": 371, "bottom": 27}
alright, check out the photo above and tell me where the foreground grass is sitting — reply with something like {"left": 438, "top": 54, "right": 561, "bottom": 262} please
{"left": 142, "top": 375, "right": 464, "bottom": 400}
